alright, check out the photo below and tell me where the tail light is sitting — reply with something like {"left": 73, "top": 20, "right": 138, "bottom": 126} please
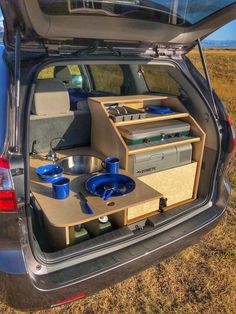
{"left": 227, "top": 118, "right": 236, "bottom": 152}
{"left": 0, "top": 157, "right": 18, "bottom": 212}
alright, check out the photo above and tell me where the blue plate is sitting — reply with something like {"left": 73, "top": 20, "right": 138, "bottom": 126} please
{"left": 145, "top": 105, "right": 173, "bottom": 114}
{"left": 36, "top": 164, "right": 63, "bottom": 182}
{"left": 86, "top": 174, "right": 136, "bottom": 198}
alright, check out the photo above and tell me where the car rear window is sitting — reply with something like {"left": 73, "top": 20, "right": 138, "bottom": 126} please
{"left": 38, "top": 0, "right": 235, "bottom": 26}
{"left": 88, "top": 64, "right": 124, "bottom": 95}
{"left": 38, "top": 65, "right": 81, "bottom": 78}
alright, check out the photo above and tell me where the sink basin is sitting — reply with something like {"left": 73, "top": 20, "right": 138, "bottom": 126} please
{"left": 57, "top": 155, "right": 103, "bottom": 175}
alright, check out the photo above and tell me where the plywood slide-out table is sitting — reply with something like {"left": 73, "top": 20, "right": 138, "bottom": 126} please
{"left": 30, "top": 147, "right": 162, "bottom": 250}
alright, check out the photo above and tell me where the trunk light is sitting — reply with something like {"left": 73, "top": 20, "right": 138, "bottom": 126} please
{"left": 51, "top": 293, "right": 86, "bottom": 307}
{"left": 0, "top": 157, "right": 18, "bottom": 212}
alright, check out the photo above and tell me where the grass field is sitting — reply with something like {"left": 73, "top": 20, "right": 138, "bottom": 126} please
{"left": 2, "top": 49, "right": 236, "bottom": 314}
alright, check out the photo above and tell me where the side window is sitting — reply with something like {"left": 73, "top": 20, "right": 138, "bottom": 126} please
{"left": 37, "top": 65, "right": 84, "bottom": 88}
{"left": 88, "top": 65, "right": 124, "bottom": 95}
{"left": 141, "top": 65, "right": 180, "bottom": 96}
{"left": 38, "top": 66, "right": 55, "bottom": 79}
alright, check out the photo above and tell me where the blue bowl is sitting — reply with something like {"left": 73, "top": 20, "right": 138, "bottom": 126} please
{"left": 36, "top": 164, "right": 63, "bottom": 182}
{"left": 86, "top": 173, "right": 136, "bottom": 198}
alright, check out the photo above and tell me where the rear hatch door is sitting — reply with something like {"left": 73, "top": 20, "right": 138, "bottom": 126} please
{"left": 1, "top": 0, "right": 236, "bottom": 53}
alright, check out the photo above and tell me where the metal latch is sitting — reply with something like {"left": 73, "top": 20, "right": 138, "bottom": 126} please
{"left": 44, "top": 43, "right": 76, "bottom": 56}
{"left": 159, "top": 197, "right": 168, "bottom": 212}
{"left": 44, "top": 43, "right": 63, "bottom": 56}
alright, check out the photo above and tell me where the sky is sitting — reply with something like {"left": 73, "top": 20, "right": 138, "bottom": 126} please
{"left": 206, "top": 20, "right": 236, "bottom": 41}
{"left": 0, "top": 9, "right": 235, "bottom": 41}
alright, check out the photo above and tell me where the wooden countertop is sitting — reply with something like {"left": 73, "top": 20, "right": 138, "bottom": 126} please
{"left": 30, "top": 147, "right": 162, "bottom": 227}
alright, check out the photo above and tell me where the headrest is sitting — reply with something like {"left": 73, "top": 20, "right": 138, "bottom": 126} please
{"left": 32, "top": 79, "right": 70, "bottom": 116}
{"left": 54, "top": 66, "right": 71, "bottom": 83}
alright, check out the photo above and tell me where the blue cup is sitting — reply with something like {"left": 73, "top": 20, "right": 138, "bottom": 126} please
{"left": 52, "top": 177, "right": 70, "bottom": 200}
{"left": 102, "top": 157, "right": 120, "bottom": 174}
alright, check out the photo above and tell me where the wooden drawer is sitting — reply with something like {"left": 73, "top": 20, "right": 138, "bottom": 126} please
{"left": 126, "top": 162, "right": 197, "bottom": 224}
{"left": 138, "top": 162, "right": 197, "bottom": 207}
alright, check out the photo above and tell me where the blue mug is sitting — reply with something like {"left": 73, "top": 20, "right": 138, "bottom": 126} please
{"left": 52, "top": 177, "right": 70, "bottom": 200}
{"left": 102, "top": 157, "right": 120, "bottom": 174}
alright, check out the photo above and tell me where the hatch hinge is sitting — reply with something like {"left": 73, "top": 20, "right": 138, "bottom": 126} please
{"left": 44, "top": 43, "right": 72, "bottom": 56}
{"left": 197, "top": 38, "right": 219, "bottom": 119}
{"left": 152, "top": 45, "right": 184, "bottom": 59}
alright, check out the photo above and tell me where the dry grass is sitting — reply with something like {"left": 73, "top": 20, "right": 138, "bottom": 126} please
{"left": 3, "top": 49, "right": 236, "bottom": 314}
{"left": 188, "top": 49, "right": 236, "bottom": 191}
{"left": 188, "top": 49, "right": 236, "bottom": 124}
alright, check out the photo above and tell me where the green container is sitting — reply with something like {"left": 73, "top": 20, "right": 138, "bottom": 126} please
{"left": 84, "top": 219, "right": 113, "bottom": 237}
{"left": 71, "top": 225, "right": 90, "bottom": 244}
{"left": 119, "top": 120, "right": 190, "bottom": 146}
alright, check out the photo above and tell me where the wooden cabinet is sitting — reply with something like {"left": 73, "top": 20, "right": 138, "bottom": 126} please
{"left": 88, "top": 95, "right": 206, "bottom": 223}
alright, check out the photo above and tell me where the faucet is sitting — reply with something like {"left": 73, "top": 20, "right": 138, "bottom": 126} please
{"left": 30, "top": 140, "right": 38, "bottom": 155}
{"left": 45, "top": 137, "right": 65, "bottom": 163}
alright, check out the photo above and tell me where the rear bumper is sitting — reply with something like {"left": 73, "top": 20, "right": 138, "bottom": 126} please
{"left": 1, "top": 176, "right": 230, "bottom": 311}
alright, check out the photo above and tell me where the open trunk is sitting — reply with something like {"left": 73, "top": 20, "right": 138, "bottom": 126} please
{"left": 27, "top": 59, "right": 219, "bottom": 263}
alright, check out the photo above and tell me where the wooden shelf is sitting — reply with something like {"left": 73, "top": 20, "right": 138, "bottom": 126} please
{"left": 89, "top": 95, "right": 168, "bottom": 105}
{"left": 128, "top": 136, "right": 201, "bottom": 155}
{"left": 114, "top": 112, "right": 189, "bottom": 127}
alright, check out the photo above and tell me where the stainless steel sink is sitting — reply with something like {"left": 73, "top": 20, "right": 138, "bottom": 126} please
{"left": 57, "top": 155, "right": 103, "bottom": 175}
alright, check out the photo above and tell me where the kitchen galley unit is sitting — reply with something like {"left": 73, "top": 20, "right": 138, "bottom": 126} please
{"left": 30, "top": 95, "right": 205, "bottom": 251}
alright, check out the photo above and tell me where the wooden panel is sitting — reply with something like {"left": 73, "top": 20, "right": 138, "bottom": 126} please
{"left": 43, "top": 216, "right": 68, "bottom": 250}
{"left": 126, "top": 197, "right": 195, "bottom": 225}
{"left": 108, "top": 211, "right": 125, "bottom": 228}
{"left": 139, "top": 162, "right": 197, "bottom": 206}
{"left": 191, "top": 118, "right": 206, "bottom": 198}
{"left": 128, "top": 137, "right": 201, "bottom": 155}
{"left": 180, "top": 116, "right": 206, "bottom": 198}
{"left": 161, "top": 97, "right": 188, "bottom": 113}
{"left": 89, "top": 95, "right": 167, "bottom": 105}
{"left": 119, "top": 102, "right": 143, "bottom": 110}
{"left": 126, "top": 198, "right": 160, "bottom": 221}
{"left": 115, "top": 112, "right": 189, "bottom": 127}
{"left": 88, "top": 98, "right": 128, "bottom": 169}
{"left": 30, "top": 149, "right": 162, "bottom": 228}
